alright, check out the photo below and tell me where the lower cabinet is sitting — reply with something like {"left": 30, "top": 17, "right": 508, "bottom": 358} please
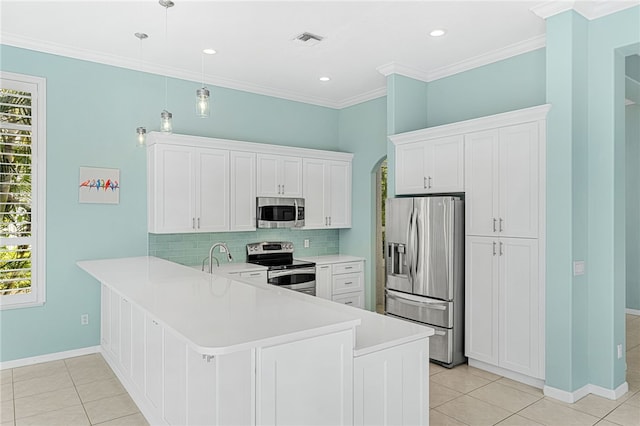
{"left": 465, "top": 236, "right": 543, "bottom": 379}
{"left": 257, "top": 330, "right": 353, "bottom": 425}
{"left": 353, "top": 338, "right": 429, "bottom": 426}
{"left": 316, "top": 260, "right": 366, "bottom": 309}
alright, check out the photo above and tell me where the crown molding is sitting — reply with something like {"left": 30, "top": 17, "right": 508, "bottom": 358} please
{"left": 531, "top": 0, "right": 640, "bottom": 20}
{"left": 426, "top": 35, "right": 546, "bottom": 82}
{"left": 336, "top": 86, "right": 387, "bottom": 109}
{"left": 376, "top": 62, "right": 431, "bottom": 81}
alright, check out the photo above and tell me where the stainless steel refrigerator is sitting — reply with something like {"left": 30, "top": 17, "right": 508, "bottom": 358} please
{"left": 385, "top": 196, "right": 465, "bottom": 367}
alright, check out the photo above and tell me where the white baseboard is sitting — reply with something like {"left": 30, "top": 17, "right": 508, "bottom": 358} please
{"left": 468, "top": 359, "right": 545, "bottom": 389}
{"left": 0, "top": 346, "right": 101, "bottom": 370}
{"left": 544, "top": 381, "right": 629, "bottom": 403}
{"left": 626, "top": 308, "right": 640, "bottom": 316}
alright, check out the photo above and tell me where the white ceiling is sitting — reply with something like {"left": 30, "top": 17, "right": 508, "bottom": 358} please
{"left": 0, "top": 1, "right": 636, "bottom": 108}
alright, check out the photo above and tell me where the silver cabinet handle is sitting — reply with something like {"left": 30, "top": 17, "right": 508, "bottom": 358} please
{"left": 329, "top": 216, "right": 331, "bottom": 226}
{"left": 499, "top": 218, "right": 503, "bottom": 232}
{"left": 344, "top": 281, "right": 353, "bottom": 285}
{"left": 277, "top": 184, "right": 281, "bottom": 194}
{"left": 320, "top": 265, "right": 330, "bottom": 269}
{"left": 493, "top": 241, "right": 497, "bottom": 256}
{"left": 248, "top": 272, "right": 261, "bottom": 276}
{"left": 493, "top": 218, "right": 497, "bottom": 232}
{"left": 192, "top": 218, "right": 196, "bottom": 229}
{"left": 500, "top": 242, "right": 504, "bottom": 256}
{"left": 434, "top": 330, "right": 446, "bottom": 336}
{"left": 281, "top": 184, "right": 285, "bottom": 194}
{"left": 197, "top": 217, "right": 200, "bottom": 229}
{"left": 345, "top": 301, "right": 353, "bottom": 305}
{"left": 428, "top": 176, "right": 432, "bottom": 189}
{"left": 423, "top": 177, "right": 428, "bottom": 189}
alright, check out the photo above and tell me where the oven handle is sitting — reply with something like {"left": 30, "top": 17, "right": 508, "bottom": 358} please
{"left": 268, "top": 266, "right": 316, "bottom": 278}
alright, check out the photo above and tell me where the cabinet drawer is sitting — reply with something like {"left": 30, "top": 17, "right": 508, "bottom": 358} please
{"left": 332, "top": 292, "right": 364, "bottom": 309}
{"left": 332, "top": 261, "right": 362, "bottom": 275}
{"left": 332, "top": 273, "right": 363, "bottom": 294}
{"left": 239, "top": 270, "right": 267, "bottom": 281}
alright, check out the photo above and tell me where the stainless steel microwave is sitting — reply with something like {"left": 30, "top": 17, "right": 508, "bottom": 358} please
{"left": 256, "top": 197, "right": 305, "bottom": 228}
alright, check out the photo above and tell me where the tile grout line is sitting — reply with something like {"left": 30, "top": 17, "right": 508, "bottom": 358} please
{"left": 64, "top": 357, "right": 93, "bottom": 426}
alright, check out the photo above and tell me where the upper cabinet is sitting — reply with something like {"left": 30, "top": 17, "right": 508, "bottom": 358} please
{"left": 393, "top": 135, "right": 464, "bottom": 195}
{"left": 147, "top": 144, "right": 230, "bottom": 234}
{"left": 147, "top": 133, "right": 353, "bottom": 233}
{"left": 257, "top": 154, "right": 303, "bottom": 198}
{"left": 303, "top": 158, "right": 352, "bottom": 229}
{"left": 465, "top": 122, "right": 539, "bottom": 238}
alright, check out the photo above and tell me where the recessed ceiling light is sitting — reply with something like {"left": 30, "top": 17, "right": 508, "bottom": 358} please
{"left": 319, "top": 76, "right": 331, "bottom": 82}
{"left": 202, "top": 48, "right": 217, "bottom": 55}
{"left": 429, "top": 29, "right": 447, "bottom": 37}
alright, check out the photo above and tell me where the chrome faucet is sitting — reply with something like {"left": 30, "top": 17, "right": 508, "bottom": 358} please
{"left": 205, "top": 242, "right": 233, "bottom": 273}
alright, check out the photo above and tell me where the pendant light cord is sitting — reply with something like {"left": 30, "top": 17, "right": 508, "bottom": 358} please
{"left": 164, "top": 5, "right": 169, "bottom": 110}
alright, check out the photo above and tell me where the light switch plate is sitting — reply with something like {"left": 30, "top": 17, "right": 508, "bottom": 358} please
{"left": 573, "top": 261, "right": 585, "bottom": 276}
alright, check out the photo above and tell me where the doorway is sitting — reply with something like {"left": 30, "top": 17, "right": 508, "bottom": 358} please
{"left": 375, "top": 159, "right": 387, "bottom": 314}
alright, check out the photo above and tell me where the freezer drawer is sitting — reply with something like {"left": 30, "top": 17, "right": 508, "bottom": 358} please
{"left": 428, "top": 325, "right": 454, "bottom": 365}
{"left": 385, "top": 289, "right": 453, "bottom": 329}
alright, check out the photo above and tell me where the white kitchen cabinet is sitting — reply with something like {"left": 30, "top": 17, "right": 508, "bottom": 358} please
{"left": 100, "top": 284, "right": 111, "bottom": 350}
{"left": 130, "top": 303, "right": 145, "bottom": 393}
{"left": 163, "top": 330, "right": 187, "bottom": 426}
{"left": 119, "top": 297, "right": 132, "bottom": 376}
{"left": 145, "top": 316, "right": 163, "bottom": 410}
{"left": 109, "top": 288, "right": 120, "bottom": 360}
{"left": 238, "top": 270, "right": 267, "bottom": 282}
{"left": 303, "top": 158, "right": 352, "bottom": 229}
{"left": 230, "top": 151, "right": 256, "bottom": 231}
{"left": 465, "top": 122, "right": 539, "bottom": 238}
{"left": 148, "top": 144, "right": 229, "bottom": 233}
{"left": 465, "top": 236, "right": 542, "bottom": 379}
{"left": 257, "top": 154, "right": 303, "bottom": 197}
{"left": 257, "top": 330, "right": 353, "bottom": 425}
{"left": 395, "top": 135, "right": 464, "bottom": 195}
{"left": 316, "top": 264, "right": 332, "bottom": 299}
{"left": 354, "top": 338, "right": 429, "bottom": 426}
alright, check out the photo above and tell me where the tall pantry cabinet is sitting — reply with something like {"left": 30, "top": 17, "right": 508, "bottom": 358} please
{"left": 463, "top": 106, "right": 549, "bottom": 383}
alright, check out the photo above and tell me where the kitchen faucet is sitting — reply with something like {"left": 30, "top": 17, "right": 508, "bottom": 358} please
{"left": 204, "top": 242, "right": 233, "bottom": 273}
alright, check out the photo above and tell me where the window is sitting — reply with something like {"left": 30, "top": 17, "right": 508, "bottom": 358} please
{"left": 0, "top": 72, "right": 46, "bottom": 309}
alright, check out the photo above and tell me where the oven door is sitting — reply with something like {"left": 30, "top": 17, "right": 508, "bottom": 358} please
{"left": 268, "top": 267, "right": 316, "bottom": 296}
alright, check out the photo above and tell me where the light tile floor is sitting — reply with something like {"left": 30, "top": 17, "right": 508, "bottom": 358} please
{"left": 0, "top": 314, "right": 638, "bottom": 426}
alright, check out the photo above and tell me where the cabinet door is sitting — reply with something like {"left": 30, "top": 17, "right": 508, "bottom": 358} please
{"left": 164, "top": 330, "right": 187, "bottom": 426}
{"left": 151, "top": 145, "right": 195, "bottom": 233}
{"left": 315, "top": 264, "right": 332, "bottom": 299}
{"left": 332, "top": 292, "right": 364, "bottom": 309}
{"left": 145, "top": 316, "right": 163, "bottom": 410}
{"left": 101, "top": 284, "right": 111, "bottom": 350}
{"left": 465, "top": 130, "right": 499, "bottom": 236}
{"left": 256, "top": 154, "right": 280, "bottom": 196}
{"left": 465, "top": 236, "right": 499, "bottom": 365}
{"left": 257, "top": 330, "right": 353, "bottom": 425}
{"left": 119, "top": 297, "right": 132, "bottom": 377}
{"left": 281, "top": 156, "right": 303, "bottom": 197}
{"left": 395, "top": 141, "right": 427, "bottom": 195}
{"left": 499, "top": 238, "right": 541, "bottom": 378}
{"left": 230, "top": 151, "right": 256, "bottom": 231}
{"left": 130, "top": 303, "right": 145, "bottom": 393}
{"left": 353, "top": 338, "right": 429, "bottom": 426}
{"left": 109, "top": 290, "right": 120, "bottom": 359}
{"left": 327, "top": 160, "right": 351, "bottom": 228}
{"left": 302, "top": 158, "right": 327, "bottom": 229}
{"left": 499, "top": 123, "right": 539, "bottom": 238}
{"left": 195, "top": 148, "right": 229, "bottom": 232}
{"left": 429, "top": 135, "right": 464, "bottom": 193}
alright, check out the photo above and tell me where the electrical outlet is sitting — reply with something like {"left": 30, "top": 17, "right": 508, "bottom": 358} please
{"left": 304, "top": 239, "right": 310, "bottom": 248}
{"left": 80, "top": 314, "right": 89, "bottom": 326}
{"left": 617, "top": 344, "right": 623, "bottom": 359}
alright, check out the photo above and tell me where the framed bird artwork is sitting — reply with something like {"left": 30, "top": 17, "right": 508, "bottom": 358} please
{"left": 78, "top": 167, "right": 120, "bottom": 204}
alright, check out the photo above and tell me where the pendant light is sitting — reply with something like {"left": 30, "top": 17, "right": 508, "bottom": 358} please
{"left": 196, "top": 50, "right": 214, "bottom": 118}
{"left": 135, "top": 32, "right": 148, "bottom": 146}
{"left": 159, "top": 0, "right": 174, "bottom": 133}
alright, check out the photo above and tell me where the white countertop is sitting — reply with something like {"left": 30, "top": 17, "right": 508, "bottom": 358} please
{"left": 297, "top": 254, "right": 365, "bottom": 265}
{"left": 201, "top": 262, "right": 267, "bottom": 274}
{"left": 78, "top": 256, "right": 432, "bottom": 357}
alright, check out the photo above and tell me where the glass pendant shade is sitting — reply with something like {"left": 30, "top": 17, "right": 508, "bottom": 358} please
{"left": 136, "top": 127, "right": 147, "bottom": 146}
{"left": 160, "top": 110, "right": 173, "bottom": 133}
{"left": 196, "top": 87, "right": 210, "bottom": 118}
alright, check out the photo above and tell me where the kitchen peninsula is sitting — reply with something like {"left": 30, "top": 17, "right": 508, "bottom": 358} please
{"left": 78, "top": 256, "right": 433, "bottom": 426}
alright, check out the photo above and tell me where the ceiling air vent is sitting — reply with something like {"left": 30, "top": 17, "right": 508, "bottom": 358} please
{"left": 293, "top": 32, "right": 324, "bottom": 46}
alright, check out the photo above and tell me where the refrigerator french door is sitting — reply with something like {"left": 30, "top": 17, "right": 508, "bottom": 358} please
{"left": 385, "top": 196, "right": 465, "bottom": 367}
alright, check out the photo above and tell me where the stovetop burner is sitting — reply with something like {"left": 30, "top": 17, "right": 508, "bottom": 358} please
{"left": 246, "top": 241, "right": 315, "bottom": 270}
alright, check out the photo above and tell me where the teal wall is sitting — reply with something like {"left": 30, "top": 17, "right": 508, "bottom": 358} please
{"left": 150, "top": 229, "right": 339, "bottom": 267}
{"left": 0, "top": 44, "right": 340, "bottom": 362}
{"left": 545, "top": 6, "right": 640, "bottom": 393}
{"left": 338, "top": 97, "right": 387, "bottom": 310}
{"left": 426, "top": 48, "right": 547, "bottom": 127}
{"left": 626, "top": 104, "right": 640, "bottom": 311}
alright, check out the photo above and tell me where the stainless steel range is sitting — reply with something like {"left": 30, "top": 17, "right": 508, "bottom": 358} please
{"left": 246, "top": 242, "right": 316, "bottom": 296}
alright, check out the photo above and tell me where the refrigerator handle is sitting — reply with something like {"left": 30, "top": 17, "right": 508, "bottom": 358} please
{"left": 406, "top": 208, "right": 414, "bottom": 284}
{"left": 413, "top": 207, "right": 420, "bottom": 282}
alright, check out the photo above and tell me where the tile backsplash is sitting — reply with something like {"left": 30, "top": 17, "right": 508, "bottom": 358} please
{"left": 149, "top": 228, "right": 339, "bottom": 267}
